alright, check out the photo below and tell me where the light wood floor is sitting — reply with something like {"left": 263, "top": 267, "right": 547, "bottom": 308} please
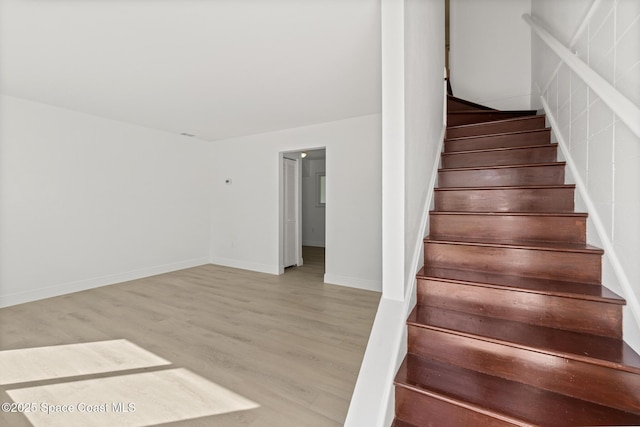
{"left": 0, "top": 247, "right": 381, "bottom": 426}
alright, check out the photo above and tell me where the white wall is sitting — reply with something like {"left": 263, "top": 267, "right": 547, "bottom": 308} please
{"left": 404, "top": 0, "right": 446, "bottom": 298}
{"left": 301, "top": 158, "right": 326, "bottom": 247}
{"left": 209, "top": 115, "right": 382, "bottom": 291}
{"left": 450, "top": 0, "right": 532, "bottom": 109}
{"left": 0, "top": 95, "right": 211, "bottom": 307}
{"left": 531, "top": 0, "right": 640, "bottom": 350}
{"left": 346, "top": 1, "right": 446, "bottom": 425}
{"left": 529, "top": 0, "right": 593, "bottom": 46}
{"left": 381, "top": 0, "right": 407, "bottom": 303}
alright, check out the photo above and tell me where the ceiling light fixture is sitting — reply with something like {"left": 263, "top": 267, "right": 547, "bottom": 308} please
{"left": 301, "top": 152, "right": 307, "bottom": 158}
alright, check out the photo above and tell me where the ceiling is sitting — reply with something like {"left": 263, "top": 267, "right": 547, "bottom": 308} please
{"left": 303, "top": 149, "right": 326, "bottom": 161}
{"left": 0, "top": 0, "right": 381, "bottom": 141}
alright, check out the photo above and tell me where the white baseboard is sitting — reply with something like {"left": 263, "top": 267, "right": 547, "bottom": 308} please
{"left": 0, "top": 257, "right": 210, "bottom": 308}
{"left": 209, "top": 256, "right": 280, "bottom": 275}
{"left": 323, "top": 273, "right": 382, "bottom": 293}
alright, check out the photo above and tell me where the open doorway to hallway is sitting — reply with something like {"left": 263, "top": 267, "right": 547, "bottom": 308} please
{"left": 280, "top": 148, "right": 326, "bottom": 276}
{"left": 286, "top": 245, "right": 325, "bottom": 281}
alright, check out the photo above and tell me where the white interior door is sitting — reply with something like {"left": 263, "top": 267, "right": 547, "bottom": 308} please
{"left": 283, "top": 158, "right": 299, "bottom": 268}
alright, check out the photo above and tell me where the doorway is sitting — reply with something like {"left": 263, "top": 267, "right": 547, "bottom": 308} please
{"left": 279, "top": 148, "right": 326, "bottom": 275}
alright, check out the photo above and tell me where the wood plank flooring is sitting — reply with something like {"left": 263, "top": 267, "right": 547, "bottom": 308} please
{"left": 0, "top": 247, "right": 381, "bottom": 426}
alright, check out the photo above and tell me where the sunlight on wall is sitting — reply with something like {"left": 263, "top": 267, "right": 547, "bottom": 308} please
{"left": 2, "top": 340, "right": 259, "bottom": 426}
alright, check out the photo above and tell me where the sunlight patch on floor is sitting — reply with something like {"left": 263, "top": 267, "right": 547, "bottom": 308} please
{"left": 0, "top": 340, "right": 170, "bottom": 385}
{"left": 8, "top": 368, "right": 259, "bottom": 427}
{"left": 2, "top": 340, "right": 259, "bottom": 426}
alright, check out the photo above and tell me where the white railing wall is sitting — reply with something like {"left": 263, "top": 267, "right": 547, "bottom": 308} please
{"left": 525, "top": 2, "right": 640, "bottom": 351}
{"left": 525, "top": 14, "right": 640, "bottom": 138}
{"left": 539, "top": 0, "right": 602, "bottom": 96}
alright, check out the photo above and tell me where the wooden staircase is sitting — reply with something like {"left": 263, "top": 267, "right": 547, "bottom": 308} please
{"left": 392, "top": 96, "right": 640, "bottom": 426}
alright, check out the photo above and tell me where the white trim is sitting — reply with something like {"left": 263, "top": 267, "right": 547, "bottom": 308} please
{"left": 525, "top": 14, "right": 640, "bottom": 139}
{"left": 0, "top": 257, "right": 210, "bottom": 308}
{"left": 540, "top": 95, "right": 640, "bottom": 334}
{"left": 323, "top": 274, "right": 381, "bottom": 293}
{"left": 210, "top": 256, "right": 280, "bottom": 275}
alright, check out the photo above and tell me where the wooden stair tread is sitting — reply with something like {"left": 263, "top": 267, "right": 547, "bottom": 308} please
{"left": 408, "top": 305, "right": 640, "bottom": 373}
{"left": 395, "top": 354, "right": 640, "bottom": 425}
{"left": 417, "top": 266, "right": 624, "bottom": 303}
{"left": 445, "top": 127, "right": 551, "bottom": 142}
{"left": 434, "top": 186, "right": 576, "bottom": 213}
{"left": 439, "top": 162, "right": 565, "bottom": 172}
{"left": 395, "top": 96, "right": 640, "bottom": 424}
{"left": 447, "top": 110, "right": 537, "bottom": 116}
{"left": 448, "top": 109, "right": 517, "bottom": 113}
{"left": 430, "top": 211, "right": 587, "bottom": 218}
{"left": 441, "top": 143, "right": 557, "bottom": 156}
{"left": 447, "top": 111, "right": 538, "bottom": 127}
{"left": 447, "top": 114, "right": 546, "bottom": 130}
{"left": 424, "top": 236, "right": 604, "bottom": 254}
{"left": 435, "top": 184, "right": 575, "bottom": 191}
